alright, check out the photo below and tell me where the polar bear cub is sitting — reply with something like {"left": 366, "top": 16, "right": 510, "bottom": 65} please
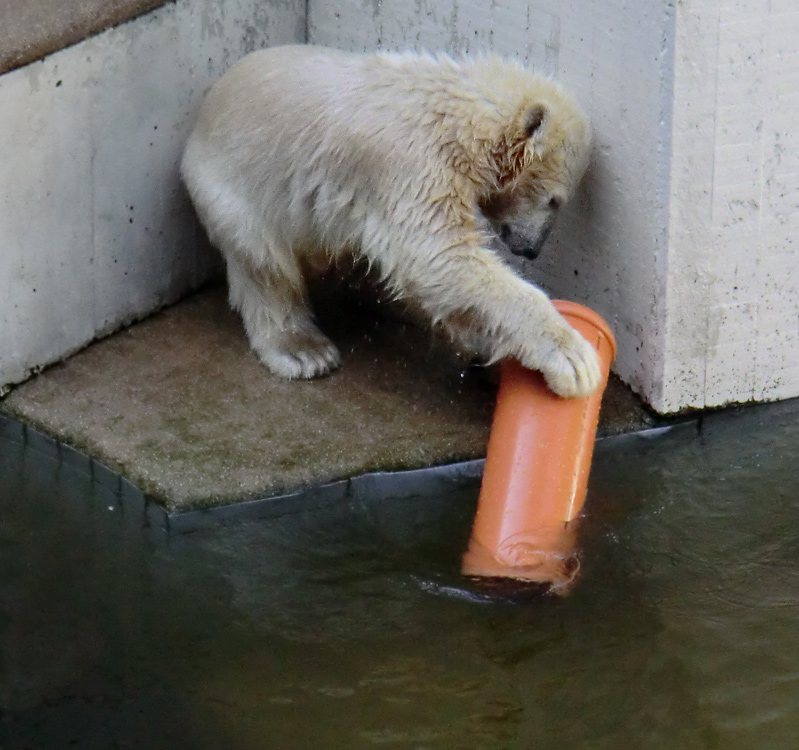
{"left": 181, "top": 45, "right": 601, "bottom": 398}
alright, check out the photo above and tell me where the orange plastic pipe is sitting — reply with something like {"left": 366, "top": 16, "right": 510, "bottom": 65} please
{"left": 462, "top": 300, "right": 617, "bottom": 594}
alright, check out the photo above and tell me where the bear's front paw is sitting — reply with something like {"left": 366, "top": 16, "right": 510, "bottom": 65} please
{"left": 537, "top": 325, "right": 602, "bottom": 399}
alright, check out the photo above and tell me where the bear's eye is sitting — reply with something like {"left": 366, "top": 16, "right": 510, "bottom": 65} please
{"left": 548, "top": 196, "right": 562, "bottom": 210}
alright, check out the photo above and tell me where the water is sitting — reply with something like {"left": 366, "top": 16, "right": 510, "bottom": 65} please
{"left": 1, "top": 401, "right": 799, "bottom": 749}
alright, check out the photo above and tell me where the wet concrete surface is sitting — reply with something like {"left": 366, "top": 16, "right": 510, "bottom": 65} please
{"left": 0, "top": 284, "right": 655, "bottom": 513}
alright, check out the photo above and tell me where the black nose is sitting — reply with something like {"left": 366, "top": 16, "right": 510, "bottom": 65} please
{"left": 510, "top": 244, "right": 542, "bottom": 260}
{"left": 521, "top": 246, "right": 542, "bottom": 260}
{"left": 510, "top": 231, "right": 547, "bottom": 260}
{"left": 515, "top": 220, "right": 555, "bottom": 261}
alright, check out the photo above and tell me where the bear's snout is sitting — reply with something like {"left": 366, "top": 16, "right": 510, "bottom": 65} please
{"left": 502, "top": 217, "right": 555, "bottom": 260}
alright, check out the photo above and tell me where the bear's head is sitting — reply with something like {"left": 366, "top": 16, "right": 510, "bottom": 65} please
{"left": 474, "top": 74, "right": 591, "bottom": 261}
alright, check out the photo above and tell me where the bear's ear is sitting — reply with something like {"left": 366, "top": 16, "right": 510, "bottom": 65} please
{"left": 490, "top": 103, "right": 549, "bottom": 187}
{"left": 524, "top": 104, "right": 547, "bottom": 139}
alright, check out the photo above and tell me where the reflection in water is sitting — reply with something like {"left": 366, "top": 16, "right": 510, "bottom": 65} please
{"left": 2, "top": 401, "right": 799, "bottom": 749}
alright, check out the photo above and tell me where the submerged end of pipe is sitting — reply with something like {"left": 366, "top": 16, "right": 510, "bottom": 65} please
{"left": 461, "top": 575, "right": 555, "bottom": 602}
{"left": 461, "top": 536, "right": 581, "bottom": 597}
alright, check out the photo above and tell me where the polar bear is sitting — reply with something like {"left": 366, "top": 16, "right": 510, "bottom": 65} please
{"left": 181, "top": 45, "right": 600, "bottom": 398}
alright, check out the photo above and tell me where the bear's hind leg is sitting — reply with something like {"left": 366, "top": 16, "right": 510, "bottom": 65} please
{"left": 226, "top": 255, "right": 341, "bottom": 379}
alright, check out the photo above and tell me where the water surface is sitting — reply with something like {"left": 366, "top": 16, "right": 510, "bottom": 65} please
{"left": 1, "top": 402, "right": 799, "bottom": 749}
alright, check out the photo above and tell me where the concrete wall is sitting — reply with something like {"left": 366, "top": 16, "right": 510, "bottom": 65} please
{"left": 0, "top": 0, "right": 170, "bottom": 75}
{"left": 309, "top": 0, "right": 799, "bottom": 414}
{"left": 0, "top": 0, "right": 305, "bottom": 394}
{"left": 308, "top": 0, "right": 676, "bottom": 410}
{"left": 662, "top": 0, "right": 799, "bottom": 411}
{"left": 3, "top": 0, "right": 797, "bottom": 414}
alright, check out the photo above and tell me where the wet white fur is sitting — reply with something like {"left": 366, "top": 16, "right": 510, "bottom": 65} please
{"left": 181, "top": 44, "right": 601, "bottom": 397}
